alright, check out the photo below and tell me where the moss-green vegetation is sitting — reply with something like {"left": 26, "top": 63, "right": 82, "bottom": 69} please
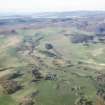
{"left": 0, "top": 26, "right": 104, "bottom": 105}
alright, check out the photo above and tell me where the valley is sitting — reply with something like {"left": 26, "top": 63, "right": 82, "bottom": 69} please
{"left": 0, "top": 12, "right": 105, "bottom": 105}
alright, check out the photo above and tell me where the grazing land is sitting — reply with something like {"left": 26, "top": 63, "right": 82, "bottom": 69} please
{"left": 0, "top": 11, "right": 105, "bottom": 105}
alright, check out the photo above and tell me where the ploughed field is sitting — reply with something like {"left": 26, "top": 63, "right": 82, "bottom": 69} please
{"left": 0, "top": 16, "right": 105, "bottom": 105}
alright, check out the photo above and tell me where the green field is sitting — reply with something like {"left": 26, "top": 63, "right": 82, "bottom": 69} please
{"left": 0, "top": 26, "right": 104, "bottom": 105}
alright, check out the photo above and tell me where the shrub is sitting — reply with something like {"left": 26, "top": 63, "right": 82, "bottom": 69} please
{"left": 1, "top": 80, "right": 21, "bottom": 94}
{"left": 19, "top": 96, "right": 34, "bottom": 105}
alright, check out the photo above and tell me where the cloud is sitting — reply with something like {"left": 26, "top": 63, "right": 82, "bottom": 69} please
{"left": 0, "top": 0, "right": 105, "bottom": 12}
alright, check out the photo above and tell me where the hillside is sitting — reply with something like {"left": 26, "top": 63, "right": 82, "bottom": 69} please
{"left": 0, "top": 12, "right": 105, "bottom": 105}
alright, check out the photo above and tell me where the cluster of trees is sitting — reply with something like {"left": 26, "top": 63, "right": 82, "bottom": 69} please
{"left": 71, "top": 86, "right": 93, "bottom": 105}
{"left": 71, "top": 33, "right": 105, "bottom": 45}
{"left": 32, "top": 68, "right": 43, "bottom": 80}
{"left": 75, "top": 96, "right": 93, "bottom": 105}
{"left": 32, "top": 67, "right": 57, "bottom": 81}
{"left": 96, "top": 74, "right": 105, "bottom": 100}
{"left": 0, "top": 70, "right": 22, "bottom": 94}
{"left": 1, "top": 80, "right": 21, "bottom": 94}
{"left": 96, "top": 23, "right": 105, "bottom": 35}
{"left": 45, "top": 73, "right": 57, "bottom": 80}
{"left": 19, "top": 96, "right": 34, "bottom": 105}
{"left": 71, "top": 34, "right": 94, "bottom": 44}
{"left": 45, "top": 43, "right": 62, "bottom": 58}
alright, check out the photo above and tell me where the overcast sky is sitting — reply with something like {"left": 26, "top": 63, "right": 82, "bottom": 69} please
{"left": 0, "top": 0, "right": 105, "bottom": 13}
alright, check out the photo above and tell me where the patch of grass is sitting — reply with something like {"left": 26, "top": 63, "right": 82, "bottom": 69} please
{"left": 0, "top": 95, "right": 17, "bottom": 105}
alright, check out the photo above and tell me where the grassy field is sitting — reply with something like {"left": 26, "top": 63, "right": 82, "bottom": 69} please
{"left": 0, "top": 26, "right": 104, "bottom": 105}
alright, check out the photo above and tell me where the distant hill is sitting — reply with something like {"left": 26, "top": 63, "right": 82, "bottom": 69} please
{"left": 0, "top": 11, "right": 105, "bottom": 19}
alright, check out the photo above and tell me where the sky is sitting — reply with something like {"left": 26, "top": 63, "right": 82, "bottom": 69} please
{"left": 0, "top": 0, "right": 105, "bottom": 13}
